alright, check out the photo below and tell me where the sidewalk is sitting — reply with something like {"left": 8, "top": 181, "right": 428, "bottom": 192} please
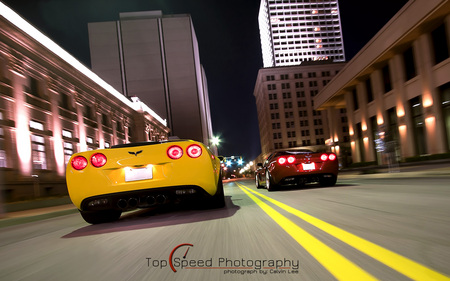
{"left": 339, "top": 159, "right": 450, "bottom": 179}
{"left": 0, "top": 197, "right": 77, "bottom": 228}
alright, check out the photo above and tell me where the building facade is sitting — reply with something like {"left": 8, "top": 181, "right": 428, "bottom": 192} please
{"left": 315, "top": 0, "right": 450, "bottom": 164}
{"left": 258, "top": 0, "right": 346, "bottom": 67}
{"left": 253, "top": 62, "right": 350, "bottom": 164}
{"left": 88, "top": 11, "right": 214, "bottom": 147}
{"left": 0, "top": 3, "right": 169, "bottom": 201}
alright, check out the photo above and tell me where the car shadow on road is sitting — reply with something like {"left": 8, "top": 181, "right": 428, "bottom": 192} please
{"left": 62, "top": 196, "right": 239, "bottom": 238}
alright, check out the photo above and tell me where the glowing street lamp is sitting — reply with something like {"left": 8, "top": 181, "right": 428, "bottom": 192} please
{"left": 211, "top": 136, "right": 221, "bottom": 147}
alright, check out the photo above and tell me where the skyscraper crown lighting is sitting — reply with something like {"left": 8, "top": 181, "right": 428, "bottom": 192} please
{"left": 259, "top": 0, "right": 346, "bottom": 67}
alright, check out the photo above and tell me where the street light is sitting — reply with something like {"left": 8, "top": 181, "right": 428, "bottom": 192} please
{"left": 210, "top": 136, "right": 221, "bottom": 155}
{"left": 211, "top": 136, "right": 221, "bottom": 147}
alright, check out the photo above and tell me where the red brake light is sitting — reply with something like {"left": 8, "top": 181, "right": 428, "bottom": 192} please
{"left": 71, "top": 156, "right": 88, "bottom": 170}
{"left": 277, "top": 157, "right": 287, "bottom": 165}
{"left": 91, "top": 153, "right": 107, "bottom": 168}
{"left": 167, "top": 145, "right": 183, "bottom": 159}
{"left": 320, "top": 154, "right": 328, "bottom": 161}
{"left": 328, "top": 153, "right": 337, "bottom": 161}
{"left": 187, "top": 144, "right": 202, "bottom": 158}
{"left": 287, "top": 156, "right": 296, "bottom": 164}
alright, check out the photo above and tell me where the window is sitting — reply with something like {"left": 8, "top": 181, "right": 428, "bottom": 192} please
{"left": 403, "top": 46, "right": 416, "bottom": 81}
{"left": 60, "top": 93, "right": 71, "bottom": 109}
{"left": 30, "top": 120, "right": 44, "bottom": 131}
{"left": 30, "top": 77, "right": 40, "bottom": 97}
{"left": 85, "top": 105, "right": 93, "bottom": 120}
{"left": 352, "top": 88, "right": 359, "bottom": 110}
{"left": 431, "top": 23, "right": 449, "bottom": 65}
{"left": 31, "top": 134, "right": 47, "bottom": 170}
{"left": 382, "top": 64, "right": 392, "bottom": 93}
{"left": 64, "top": 142, "right": 73, "bottom": 164}
{"left": 365, "top": 77, "right": 373, "bottom": 102}
{"left": 62, "top": 129, "right": 73, "bottom": 139}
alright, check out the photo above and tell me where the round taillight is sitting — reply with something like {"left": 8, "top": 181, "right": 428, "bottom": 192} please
{"left": 328, "top": 153, "right": 337, "bottom": 161}
{"left": 167, "top": 145, "right": 183, "bottom": 159}
{"left": 91, "top": 153, "right": 107, "bottom": 168}
{"left": 320, "top": 154, "right": 328, "bottom": 161}
{"left": 277, "top": 157, "right": 287, "bottom": 165}
{"left": 287, "top": 156, "right": 296, "bottom": 164}
{"left": 187, "top": 144, "right": 202, "bottom": 158}
{"left": 72, "top": 156, "right": 88, "bottom": 170}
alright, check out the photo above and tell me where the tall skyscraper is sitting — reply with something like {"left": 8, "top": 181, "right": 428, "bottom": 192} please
{"left": 88, "top": 11, "right": 214, "bottom": 146}
{"left": 259, "top": 0, "right": 346, "bottom": 67}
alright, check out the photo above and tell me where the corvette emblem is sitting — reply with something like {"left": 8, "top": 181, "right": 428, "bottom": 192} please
{"left": 128, "top": 150, "right": 143, "bottom": 156}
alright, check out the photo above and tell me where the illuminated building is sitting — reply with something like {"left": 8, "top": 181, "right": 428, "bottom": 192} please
{"left": 253, "top": 62, "right": 350, "bottom": 165}
{"left": 87, "top": 11, "right": 214, "bottom": 146}
{"left": 315, "top": 0, "right": 450, "bottom": 164}
{"left": 0, "top": 3, "right": 169, "bottom": 201}
{"left": 258, "top": 0, "right": 346, "bottom": 67}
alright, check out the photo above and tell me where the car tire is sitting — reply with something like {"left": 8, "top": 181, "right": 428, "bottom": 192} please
{"left": 79, "top": 209, "right": 122, "bottom": 224}
{"left": 319, "top": 175, "right": 337, "bottom": 187}
{"left": 266, "top": 171, "right": 277, "bottom": 192}
{"left": 255, "top": 175, "right": 262, "bottom": 189}
{"left": 207, "top": 177, "right": 225, "bottom": 208}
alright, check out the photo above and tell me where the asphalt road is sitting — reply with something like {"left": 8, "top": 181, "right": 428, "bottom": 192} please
{"left": 1, "top": 174, "right": 450, "bottom": 281}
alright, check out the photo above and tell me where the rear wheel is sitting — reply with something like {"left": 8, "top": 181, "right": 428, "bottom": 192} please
{"left": 266, "top": 171, "right": 277, "bottom": 192}
{"left": 79, "top": 209, "right": 122, "bottom": 224}
{"left": 207, "top": 177, "right": 225, "bottom": 208}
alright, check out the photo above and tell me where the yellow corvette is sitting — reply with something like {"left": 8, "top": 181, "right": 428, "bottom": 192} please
{"left": 66, "top": 140, "right": 224, "bottom": 224}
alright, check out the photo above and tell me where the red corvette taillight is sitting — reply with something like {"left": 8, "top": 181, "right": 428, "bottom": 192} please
{"left": 287, "top": 156, "right": 296, "bottom": 164}
{"left": 278, "top": 156, "right": 295, "bottom": 165}
{"left": 328, "top": 153, "right": 337, "bottom": 161}
{"left": 277, "top": 157, "right": 287, "bottom": 165}
{"left": 167, "top": 145, "right": 183, "bottom": 159}
{"left": 187, "top": 144, "right": 202, "bottom": 158}
{"left": 71, "top": 156, "right": 88, "bottom": 170}
{"left": 320, "top": 153, "right": 337, "bottom": 161}
{"left": 91, "top": 153, "right": 107, "bottom": 168}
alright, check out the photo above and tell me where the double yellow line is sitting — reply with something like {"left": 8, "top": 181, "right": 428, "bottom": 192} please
{"left": 237, "top": 183, "right": 450, "bottom": 281}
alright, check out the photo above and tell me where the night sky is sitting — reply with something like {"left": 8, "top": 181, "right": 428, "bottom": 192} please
{"left": 2, "top": 0, "right": 408, "bottom": 161}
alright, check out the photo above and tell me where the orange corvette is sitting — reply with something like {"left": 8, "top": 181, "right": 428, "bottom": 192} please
{"left": 255, "top": 149, "right": 338, "bottom": 191}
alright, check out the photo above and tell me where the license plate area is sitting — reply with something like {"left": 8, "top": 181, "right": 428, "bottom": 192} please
{"left": 125, "top": 166, "right": 153, "bottom": 182}
{"left": 301, "top": 163, "right": 316, "bottom": 171}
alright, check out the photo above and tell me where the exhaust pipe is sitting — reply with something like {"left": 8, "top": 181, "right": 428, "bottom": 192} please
{"left": 156, "top": 194, "right": 167, "bottom": 204}
{"left": 145, "top": 196, "right": 156, "bottom": 206}
{"left": 117, "top": 199, "right": 128, "bottom": 209}
{"left": 128, "top": 198, "right": 138, "bottom": 208}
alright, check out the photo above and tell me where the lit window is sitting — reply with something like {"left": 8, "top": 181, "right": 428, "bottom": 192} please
{"left": 31, "top": 134, "right": 46, "bottom": 169}
{"left": 0, "top": 150, "right": 6, "bottom": 168}
{"left": 64, "top": 142, "right": 73, "bottom": 164}
{"left": 30, "top": 120, "right": 44, "bottom": 131}
{"left": 87, "top": 137, "right": 94, "bottom": 144}
{"left": 62, "top": 129, "right": 73, "bottom": 139}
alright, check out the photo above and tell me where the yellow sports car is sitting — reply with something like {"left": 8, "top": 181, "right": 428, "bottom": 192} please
{"left": 66, "top": 140, "right": 224, "bottom": 224}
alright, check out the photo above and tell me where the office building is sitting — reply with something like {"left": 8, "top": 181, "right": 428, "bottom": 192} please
{"left": 88, "top": 11, "right": 214, "bottom": 147}
{"left": 258, "top": 0, "right": 345, "bottom": 67}
{"left": 315, "top": 0, "right": 450, "bottom": 164}
{"left": 254, "top": 62, "right": 349, "bottom": 164}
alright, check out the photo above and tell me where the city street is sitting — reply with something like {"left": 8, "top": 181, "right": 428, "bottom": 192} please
{"left": 1, "top": 170, "right": 450, "bottom": 281}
